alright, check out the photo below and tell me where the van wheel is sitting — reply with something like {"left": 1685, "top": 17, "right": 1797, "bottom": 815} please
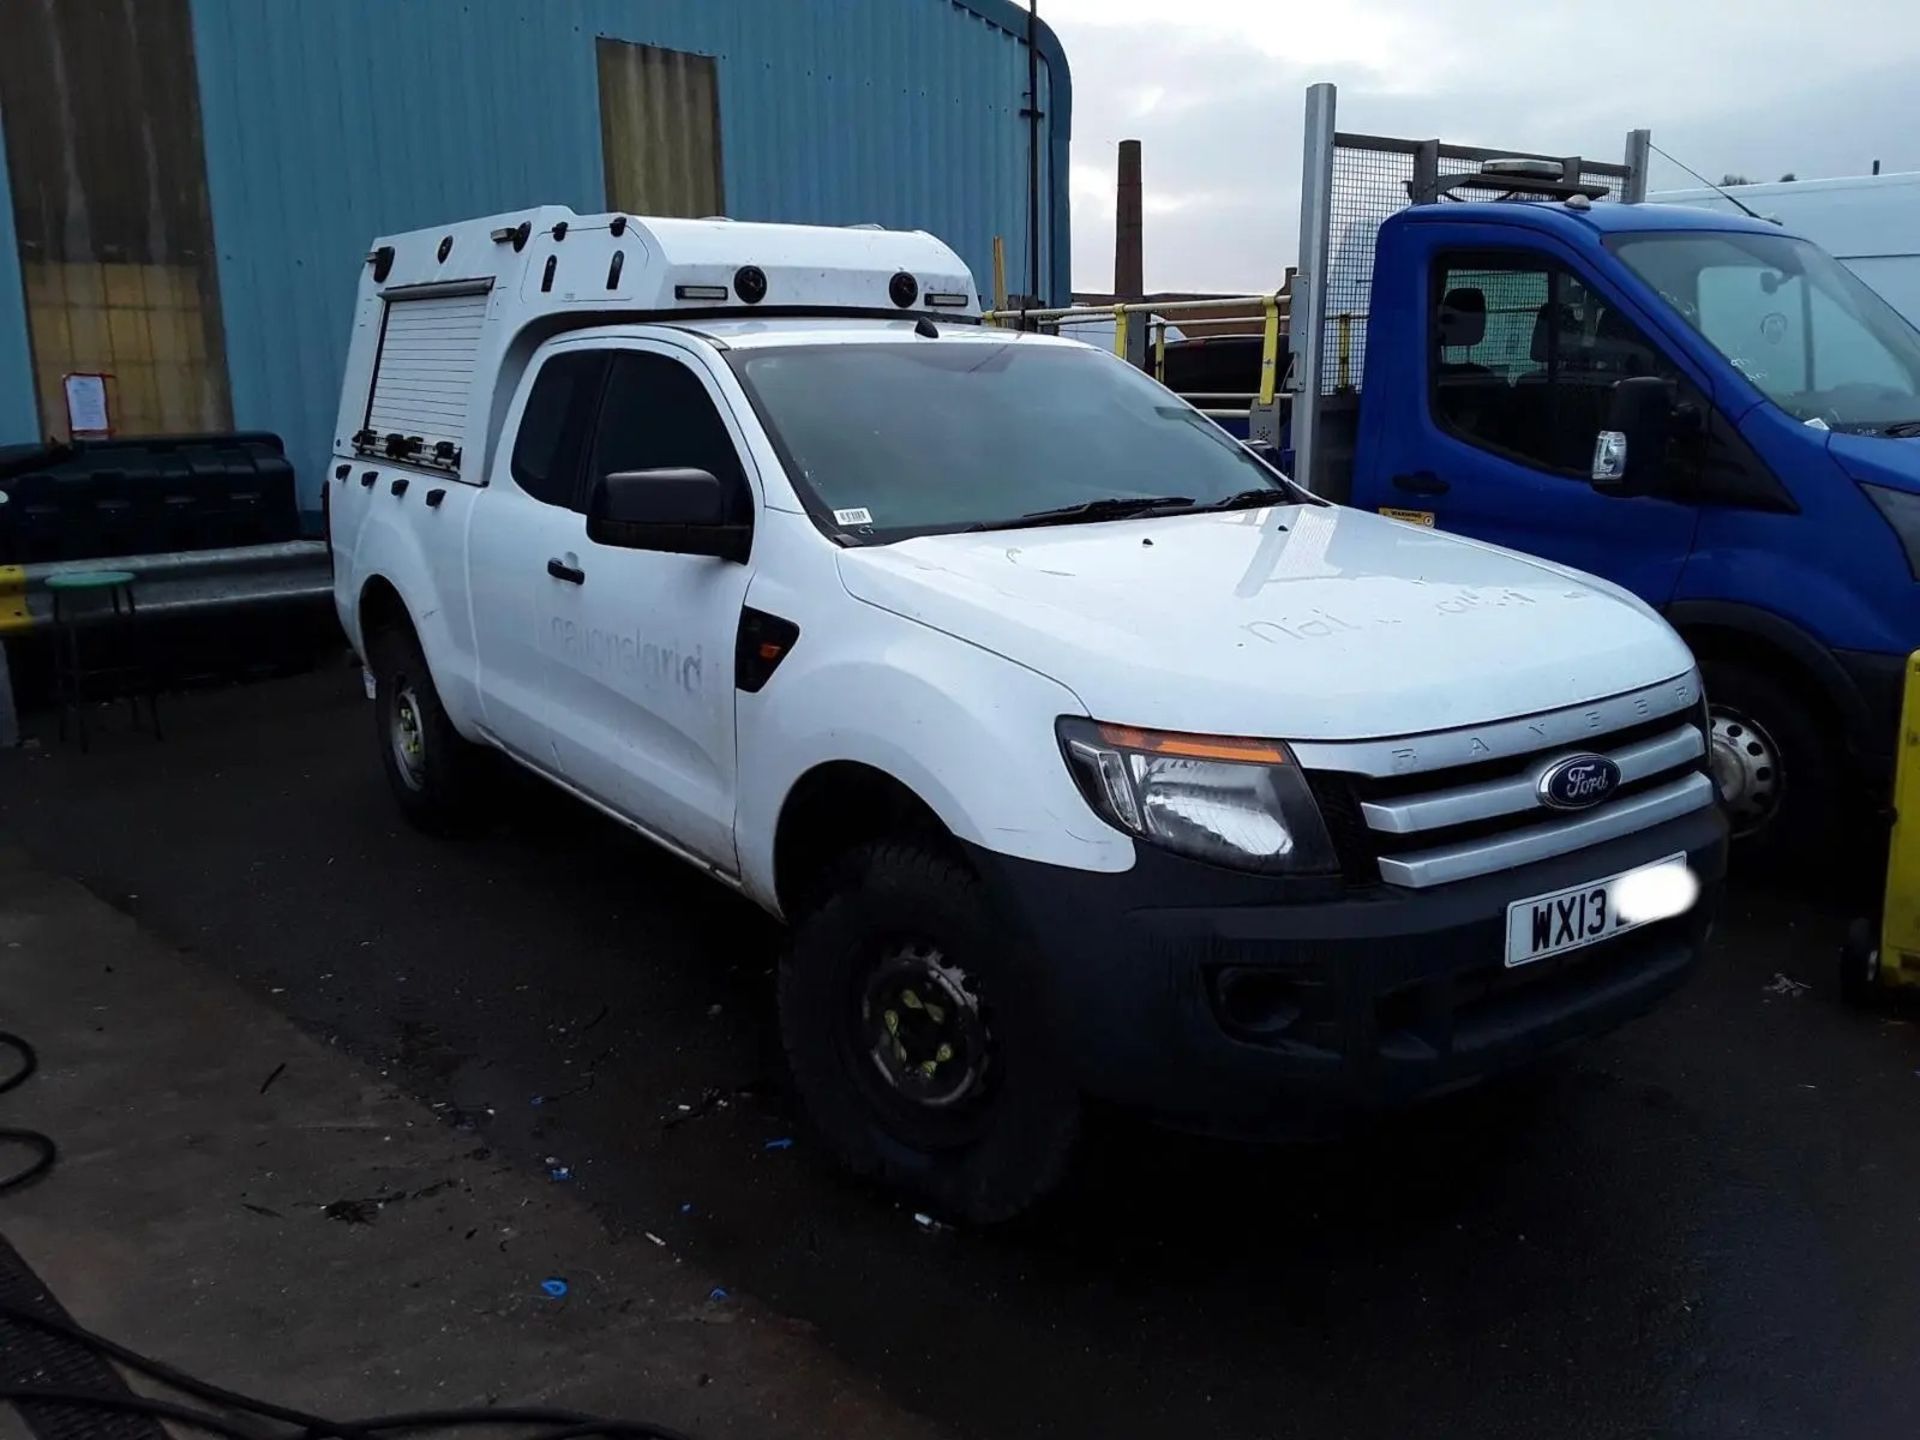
{"left": 368, "top": 624, "right": 475, "bottom": 834}
{"left": 1702, "top": 657, "right": 1838, "bottom": 868}
{"left": 779, "top": 840, "right": 1079, "bottom": 1223}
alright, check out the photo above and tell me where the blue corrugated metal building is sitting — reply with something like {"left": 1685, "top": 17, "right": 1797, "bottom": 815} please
{"left": 0, "top": 0, "right": 1070, "bottom": 516}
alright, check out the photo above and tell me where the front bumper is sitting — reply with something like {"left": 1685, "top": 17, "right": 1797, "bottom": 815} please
{"left": 1834, "top": 646, "right": 1906, "bottom": 788}
{"left": 968, "top": 803, "right": 1726, "bottom": 1136}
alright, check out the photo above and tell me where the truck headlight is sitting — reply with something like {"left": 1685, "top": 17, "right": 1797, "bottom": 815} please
{"left": 1057, "top": 718, "right": 1338, "bottom": 875}
{"left": 1862, "top": 482, "right": 1920, "bottom": 580}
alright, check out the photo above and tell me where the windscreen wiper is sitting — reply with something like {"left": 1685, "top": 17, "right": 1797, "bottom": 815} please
{"left": 999, "top": 495, "right": 1195, "bottom": 529}
{"left": 1186, "top": 487, "right": 1292, "bottom": 513}
{"left": 1881, "top": 419, "right": 1920, "bottom": 438}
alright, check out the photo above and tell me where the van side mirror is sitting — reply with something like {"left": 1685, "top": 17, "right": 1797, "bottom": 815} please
{"left": 587, "top": 468, "right": 751, "bottom": 562}
{"left": 1591, "top": 376, "right": 1678, "bottom": 499}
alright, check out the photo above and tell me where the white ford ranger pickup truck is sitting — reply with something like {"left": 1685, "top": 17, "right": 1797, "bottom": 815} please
{"left": 327, "top": 208, "right": 1725, "bottom": 1219}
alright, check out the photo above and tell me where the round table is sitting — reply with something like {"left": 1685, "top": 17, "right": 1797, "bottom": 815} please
{"left": 45, "top": 570, "right": 160, "bottom": 750}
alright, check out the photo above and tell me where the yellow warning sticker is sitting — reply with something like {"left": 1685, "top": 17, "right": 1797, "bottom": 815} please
{"left": 1378, "top": 507, "right": 1436, "bottom": 527}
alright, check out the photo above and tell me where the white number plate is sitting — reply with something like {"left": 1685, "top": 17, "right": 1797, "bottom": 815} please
{"left": 1505, "top": 854, "right": 1690, "bottom": 968}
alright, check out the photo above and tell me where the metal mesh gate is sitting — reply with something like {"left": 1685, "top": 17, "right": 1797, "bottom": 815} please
{"left": 1320, "top": 136, "right": 1632, "bottom": 393}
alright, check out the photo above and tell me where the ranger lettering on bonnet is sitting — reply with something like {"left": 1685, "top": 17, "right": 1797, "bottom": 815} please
{"left": 328, "top": 207, "right": 1724, "bottom": 1222}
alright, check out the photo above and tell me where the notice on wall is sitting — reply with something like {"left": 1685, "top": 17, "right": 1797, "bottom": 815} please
{"left": 63, "top": 372, "right": 111, "bottom": 436}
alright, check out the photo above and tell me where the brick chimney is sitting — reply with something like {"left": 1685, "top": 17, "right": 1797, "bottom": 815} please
{"left": 1114, "top": 139, "right": 1144, "bottom": 300}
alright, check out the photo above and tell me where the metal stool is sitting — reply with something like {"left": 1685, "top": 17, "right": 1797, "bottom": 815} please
{"left": 46, "top": 570, "right": 162, "bottom": 752}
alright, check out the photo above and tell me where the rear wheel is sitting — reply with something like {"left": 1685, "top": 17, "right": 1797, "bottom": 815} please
{"left": 1701, "top": 656, "right": 1840, "bottom": 868}
{"left": 368, "top": 623, "right": 476, "bottom": 833}
{"left": 779, "top": 840, "right": 1079, "bottom": 1222}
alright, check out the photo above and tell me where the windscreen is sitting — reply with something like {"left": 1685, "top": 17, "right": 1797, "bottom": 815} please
{"left": 729, "top": 340, "right": 1290, "bottom": 540}
{"left": 1612, "top": 230, "right": 1920, "bottom": 432}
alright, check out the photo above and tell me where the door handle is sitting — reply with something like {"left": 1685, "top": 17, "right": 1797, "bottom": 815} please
{"left": 546, "top": 557, "right": 586, "bottom": 585}
{"left": 1392, "top": 470, "right": 1450, "bottom": 497}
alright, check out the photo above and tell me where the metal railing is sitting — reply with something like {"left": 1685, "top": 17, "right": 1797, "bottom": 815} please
{"left": 0, "top": 539, "right": 331, "bottom": 636}
{"left": 0, "top": 538, "right": 333, "bottom": 743}
{"left": 1330, "top": 310, "right": 1366, "bottom": 392}
{"left": 980, "top": 293, "right": 1291, "bottom": 435}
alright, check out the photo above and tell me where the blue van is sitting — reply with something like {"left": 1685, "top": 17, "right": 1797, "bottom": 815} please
{"left": 1315, "top": 200, "right": 1920, "bottom": 862}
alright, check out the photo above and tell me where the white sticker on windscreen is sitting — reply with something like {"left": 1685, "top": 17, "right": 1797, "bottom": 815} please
{"left": 833, "top": 507, "right": 874, "bottom": 526}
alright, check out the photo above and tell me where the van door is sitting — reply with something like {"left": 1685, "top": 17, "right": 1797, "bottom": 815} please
{"left": 545, "top": 342, "right": 755, "bottom": 872}
{"left": 469, "top": 347, "right": 610, "bottom": 771}
{"left": 1368, "top": 237, "right": 1701, "bottom": 603}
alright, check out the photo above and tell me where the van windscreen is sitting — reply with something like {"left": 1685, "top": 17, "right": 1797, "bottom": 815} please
{"left": 1612, "top": 230, "right": 1920, "bottom": 432}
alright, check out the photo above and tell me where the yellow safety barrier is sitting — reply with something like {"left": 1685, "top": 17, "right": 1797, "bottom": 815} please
{"left": 1876, "top": 651, "right": 1920, "bottom": 988}
{"left": 0, "top": 565, "right": 30, "bottom": 635}
{"left": 1842, "top": 650, "right": 1920, "bottom": 999}
{"left": 978, "top": 293, "right": 1288, "bottom": 427}
{"left": 1258, "top": 295, "right": 1281, "bottom": 407}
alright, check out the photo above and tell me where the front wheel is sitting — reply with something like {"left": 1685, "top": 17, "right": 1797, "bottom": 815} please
{"left": 1701, "top": 657, "right": 1840, "bottom": 869}
{"left": 778, "top": 840, "right": 1079, "bottom": 1223}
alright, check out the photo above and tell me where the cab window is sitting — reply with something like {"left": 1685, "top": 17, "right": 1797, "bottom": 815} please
{"left": 509, "top": 351, "right": 608, "bottom": 508}
{"left": 1430, "top": 251, "right": 1676, "bottom": 476}
{"left": 587, "top": 351, "right": 747, "bottom": 489}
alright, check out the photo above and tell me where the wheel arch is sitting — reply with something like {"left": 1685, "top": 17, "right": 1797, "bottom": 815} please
{"left": 771, "top": 760, "right": 956, "bottom": 920}
{"left": 358, "top": 573, "right": 414, "bottom": 648}
{"left": 354, "top": 570, "right": 485, "bottom": 740}
{"left": 1668, "top": 600, "right": 1862, "bottom": 750}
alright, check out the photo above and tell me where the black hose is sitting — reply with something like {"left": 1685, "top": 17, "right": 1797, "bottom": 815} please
{"left": 1, "top": 1034, "right": 695, "bottom": 1440}
{"left": 0, "top": 1033, "right": 57, "bottom": 1195}
{"left": 0, "top": 1387, "right": 276, "bottom": 1440}
{"left": 0, "top": 1294, "right": 697, "bottom": 1440}
{"left": 1, "top": 1302, "right": 693, "bottom": 1438}
{"left": 0, "top": 1301, "right": 331, "bottom": 1431}
{"left": 0, "top": 1034, "right": 33, "bottom": 1092}
{"left": 337, "top": 1415, "right": 693, "bottom": 1439}
{"left": 0, "top": 1380, "right": 695, "bottom": 1440}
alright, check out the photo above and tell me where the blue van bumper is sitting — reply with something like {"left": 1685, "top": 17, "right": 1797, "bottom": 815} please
{"left": 1837, "top": 647, "right": 1907, "bottom": 785}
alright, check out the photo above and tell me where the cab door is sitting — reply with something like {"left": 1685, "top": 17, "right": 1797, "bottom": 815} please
{"left": 469, "top": 347, "right": 610, "bottom": 772}
{"left": 543, "top": 340, "right": 757, "bottom": 872}
{"left": 1367, "top": 231, "right": 1702, "bottom": 604}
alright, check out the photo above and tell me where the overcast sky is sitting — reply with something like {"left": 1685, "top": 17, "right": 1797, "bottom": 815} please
{"left": 1044, "top": 0, "right": 1920, "bottom": 294}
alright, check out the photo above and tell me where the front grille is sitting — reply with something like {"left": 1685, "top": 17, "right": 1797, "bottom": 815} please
{"left": 1301, "top": 686, "right": 1715, "bottom": 889}
{"left": 1350, "top": 710, "right": 1681, "bottom": 802}
{"left": 1304, "top": 771, "right": 1377, "bottom": 885}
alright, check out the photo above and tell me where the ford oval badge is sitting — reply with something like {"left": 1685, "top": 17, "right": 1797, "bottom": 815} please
{"left": 1538, "top": 754, "right": 1621, "bottom": 810}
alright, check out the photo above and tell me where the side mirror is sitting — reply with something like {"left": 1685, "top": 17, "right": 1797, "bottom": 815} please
{"left": 587, "top": 468, "right": 751, "bottom": 562}
{"left": 1591, "top": 376, "right": 1678, "bottom": 498}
